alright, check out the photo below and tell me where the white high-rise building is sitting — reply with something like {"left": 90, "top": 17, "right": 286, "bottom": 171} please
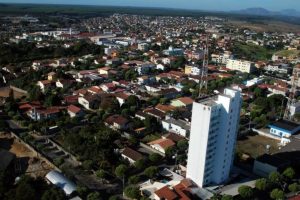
{"left": 186, "top": 88, "right": 242, "bottom": 187}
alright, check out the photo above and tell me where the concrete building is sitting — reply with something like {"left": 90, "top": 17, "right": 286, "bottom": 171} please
{"left": 226, "top": 59, "right": 255, "bottom": 73}
{"left": 211, "top": 51, "right": 233, "bottom": 65}
{"left": 186, "top": 88, "right": 242, "bottom": 187}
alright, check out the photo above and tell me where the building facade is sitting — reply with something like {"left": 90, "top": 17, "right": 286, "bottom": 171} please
{"left": 186, "top": 88, "right": 242, "bottom": 187}
{"left": 226, "top": 59, "right": 255, "bottom": 73}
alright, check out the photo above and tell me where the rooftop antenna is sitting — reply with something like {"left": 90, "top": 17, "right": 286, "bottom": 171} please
{"left": 198, "top": 35, "right": 209, "bottom": 97}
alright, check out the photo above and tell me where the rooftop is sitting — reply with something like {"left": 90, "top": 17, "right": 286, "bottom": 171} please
{"left": 270, "top": 119, "right": 300, "bottom": 131}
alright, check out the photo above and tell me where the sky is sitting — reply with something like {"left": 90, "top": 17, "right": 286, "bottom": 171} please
{"left": 0, "top": 0, "right": 299, "bottom": 11}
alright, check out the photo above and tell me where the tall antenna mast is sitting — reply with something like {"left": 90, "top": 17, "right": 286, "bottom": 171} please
{"left": 284, "top": 65, "right": 300, "bottom": 120}
{"left": 199, "top": 35, "right": 209, "bottom": 97}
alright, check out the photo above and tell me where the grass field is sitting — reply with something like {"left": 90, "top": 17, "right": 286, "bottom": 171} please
{"left": 275, "top": 49, "right": 300, "bottom": 58}
{"left": 236, "top": 134, "right": 280, "bottom": 158}
{"left": 227, "top": 19, "right": 300, "bottom": 33}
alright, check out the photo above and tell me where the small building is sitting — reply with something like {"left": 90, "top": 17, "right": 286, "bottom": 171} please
{"left": 171, "top": 97, "right": 194, "bottom": 109}
{"left": 148, "top": 138, "right": 175, "bottom": 154}
{"left": 121, "top": 147, "right": 144, "bottom": 164}
{"left": 162, "top": 117, "right": 190, "bottom": 138}
{"left": 78, "top": 94, "right": 101, "bottom": 110}
{"left": 67, "top": 105, "right": 84, "bottom": 118}
{"left": 269, "top": 119, "right": 300, "bottom": 138}
{"left": 104, "top": 114, "right": 130, "bottom": 130}
{"left": 45, "top": 170, "right": 76, "bottom": 196}
{"left": 253, "top": 154, "right": 290, "bottom": 177}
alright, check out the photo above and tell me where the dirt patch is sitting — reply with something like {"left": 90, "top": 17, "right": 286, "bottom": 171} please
{"left": 0, "top": 133, "right": 53, "bottom": 178}
{"left": 0, "top": 86, "right": 27, "bottom": 99}
{"left": 236, "top": 134, "right": 280, "bottom": 158}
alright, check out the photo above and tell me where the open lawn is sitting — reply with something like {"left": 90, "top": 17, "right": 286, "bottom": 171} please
{"left": 236, "top": 134, "right": 280, "bottom": 158}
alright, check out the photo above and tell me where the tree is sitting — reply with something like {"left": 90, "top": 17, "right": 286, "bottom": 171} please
{"left": 269, "top": 172, "right": 282, "bottom": 186}
{"left": 128, "top": 175, "right": 140, "bottom": 185}
{"left": 124, "top": 185, "right": 141, "bottom": 199}
{"left": 254, "top": 87, "right": 264, "bottom": 97}
{"left": 238, "top": 185, "right": 254, "bottom": 199}
{"left": 282, "top": 167, "right": 295, "bottom": 180}
{"left": 87, "top": 192, "right": 101, "bottom": 200}
{"left": 15, "top": 181, "right": 36, "bottom": 200}
{"left": 255, "top": 178, "right": 268, "bottom": 191}
{"left": 96, "top": 169, "right": 107, "bottom": 179}
{"left": 134, "top": 159, "right": 146, "bottom": 170}
{"left": 270, "top": 188, "right": 284, "bottom": 200}
{"left": 41, "top": 187, "right": 65, "bottom": 200}
{"left": 221, "top": 194, "right": 233, "bottom": 200}
{"left": 115, "top": 164, "right": 128, "bottom": 178}
{"left": 144, "top": 166, "right": 158, "bottom": 178}
{"left": 288, "top": 183, "right": 300, "bottom": 192}
{"left": 127, "top": 95, "right": 140, "bottom": 107}
{"left": 149, "top": 153, "right": 162, "bottom": 163}
{"left": 177, "top": 140, "right": 188, "bottom": 152}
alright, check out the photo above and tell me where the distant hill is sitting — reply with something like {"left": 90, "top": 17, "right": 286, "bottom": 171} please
{"left": 233, "top": 7, "right": 300, "bottom": 18}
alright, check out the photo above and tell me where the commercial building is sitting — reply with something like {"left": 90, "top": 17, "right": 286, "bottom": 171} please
{"left": 226, "top": 59, "right": 255, "bottom": 73}
{"left": 186, "top": 88, "right": 242, "bottom": 187}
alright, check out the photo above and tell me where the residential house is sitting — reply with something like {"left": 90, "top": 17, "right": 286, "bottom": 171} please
{"left": 78, "top": 94, "right": 101, "bottom": 110}
{"left": 27, "top": 107, "right": 61, "bottom": 121}
{"left": 100, "top": 83, "right": 116, "bottom": 92}
{"left": 105, "top": 114, "right": 130, "bottom": 130}
{"left": 171, "top": 97, "right": 194, "bottom": 109}
{"left": 47, "top": 72, "right": 57, "bottom": 81}
{"left": 162, "top": 117, "right": 191, "bottom": 138}
{"left": 148, "top": 138, "right": 175, "bottom": 154}
{"left": 115, "top": 92, "right": 130, "bottom": 106}
{"left": 67, "top": 105, "right": 84, "bottom": 118}
{"left": 37, "top": 80, "right": 54, "bottom": 93}
{"left": 121, "top": 147, "right": 144, "bottom": 165}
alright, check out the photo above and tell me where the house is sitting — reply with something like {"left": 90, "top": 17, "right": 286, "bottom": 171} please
{"left": 98, "top": 67, "right": 111, "bottom": 75}
{"left": 87, "top": 86, "right": 103, "bottom": 95}
{"left": 154, "top": 186, "right": 178, "bottom": 200}
{"left": 78, "top": 94, "right": 101, "bottom": 110}
{"left": 162, "top": 132, "right": 186, "bottom": 143}
{"left": 62, "top": 95, "right": 79, "bottom": 105}
{"left": 171, "top": 97, "right": 194, "bottom": 109}
{"left": 162, "top": 117, "right": 191, "bottom": 138}
{"left": 100, "top": 83, "right": 116, "bottom": 92}
{"left": 137, "top": 76, "right": 156, "bottom": 85}
{"left": 105, "top": 114, "right": 130, "bottom": 130}
{"left": 115, "top": 92, "right": 130, "bottom": 106}
{"left": 37, "top": 80, "right": 54, "bottom": 93}
{"left": 253, "top": 154, "right": 290, "bottom": 177}
{"left": 143, "top": 108, "right": 166, "bottom": 120}
{"left": 148, "top": 138, "right": 175, "bottom": 154}
{"left": 56, "top": 79, "right": 74, "bottom": 88}
{"left": 67, "top": 105, "right": 84, "bottom": 118}
{"left": 155, "top": 104, "right": 176, "bottom": 113}
{"left": 47, "top": 72, "right": 57, "bottom": 81}
{"left": 121, "top": 147, "right": 144, "bottom": 164}
{"left": 135, "top": 111, "right": 149, "bottom": 121}
{"left": 268, "top": 119, "right": 300, "bottom": 138}
{"left": 27, "top": 107, "right": 61, "bottom": 121}
{"left": 157, "top": 88, "right": 181, "bottom": 99}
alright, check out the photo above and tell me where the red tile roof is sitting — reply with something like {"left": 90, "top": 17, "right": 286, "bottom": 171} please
{"left": 155, "top": 186, "right": 178, "bottom": 200}
{"left": 68, "top": 105, "right": 81, "bottom": 114}
{"left": 122, "top": 147, "right": 143, "bottom": 162}
{"left": 148, "top": 138, "right": 175, "bottom": 150}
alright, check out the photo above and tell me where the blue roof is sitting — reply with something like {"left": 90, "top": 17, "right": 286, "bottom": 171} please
{"left": 46, "top": 170, "right": 76, "bottom": 195}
